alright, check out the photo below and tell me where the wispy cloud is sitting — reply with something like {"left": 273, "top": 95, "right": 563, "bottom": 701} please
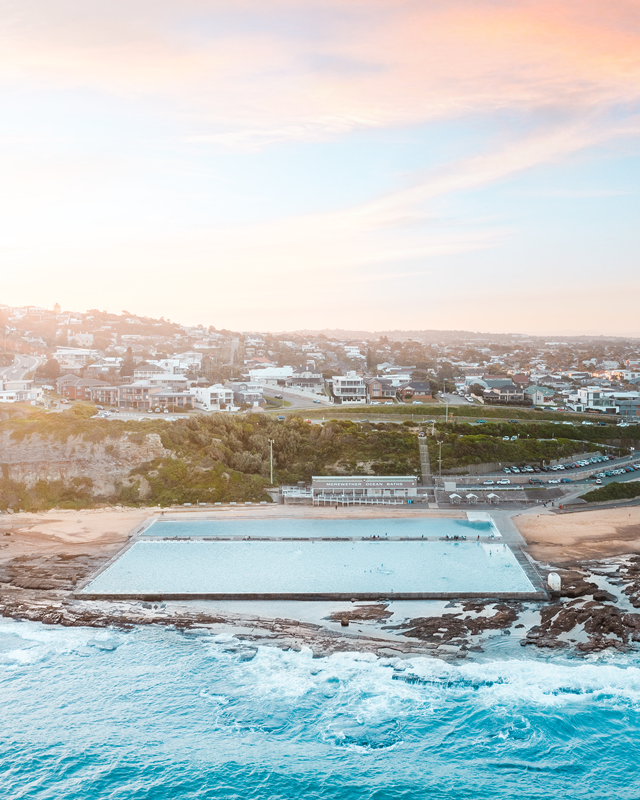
{"left": 3, "top": 1, "right": 640, "bottom": 144}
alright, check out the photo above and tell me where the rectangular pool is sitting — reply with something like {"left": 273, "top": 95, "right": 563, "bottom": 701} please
{"left": 141, "top": 517, "right": 494, "bottom": 539}
{"left": 81, "top": 538, "right": 538, "bottom": 599}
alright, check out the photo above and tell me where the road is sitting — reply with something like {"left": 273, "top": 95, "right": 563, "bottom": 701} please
{"left": 262, "top": 388, "right": 329, "bottom": 411}
{"left": 0, "top": 353, "right": 41, "bottom": 381}
{"left": 438, "top": 392, "right": 475, "bottom": 406}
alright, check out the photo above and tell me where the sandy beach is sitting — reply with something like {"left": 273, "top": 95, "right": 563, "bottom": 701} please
{"left": 0, "top": 507, "right": 151, "bottom": 569}
{"left": 2, "top": 503, "right": 640, "bottom": 658}
{"left": 513, "top": 506, "right": 640, "bottom": 564}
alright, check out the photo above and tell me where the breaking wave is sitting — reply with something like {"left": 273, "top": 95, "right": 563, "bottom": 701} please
{"left": 2, "top": 619, "right": 640, "bottom": 799}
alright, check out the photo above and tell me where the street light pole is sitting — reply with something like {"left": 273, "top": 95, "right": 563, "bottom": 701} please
{"left": 268, "top": 439, "right": 275, "bottom": 485}
{"left": 437, "top": 439, "right": 443, "bottom": 478}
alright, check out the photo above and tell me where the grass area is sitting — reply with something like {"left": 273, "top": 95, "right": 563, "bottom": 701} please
{"left": 294, "top": 402, "right": 623, "bottom": 425}
{"left": 580, "top": 481, "right": 640, "bottom": 503}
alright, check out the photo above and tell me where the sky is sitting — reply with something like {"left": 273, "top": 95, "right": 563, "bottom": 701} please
{"left": 1, "top": 0, "right": 639, "bottom": 334}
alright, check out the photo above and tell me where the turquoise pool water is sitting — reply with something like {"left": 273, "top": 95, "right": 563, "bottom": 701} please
{"left": 82, "top": 537, "right": 535, "bottom": 597}
{"left": 142, "top": 517, "right": 495, "bottom": 538}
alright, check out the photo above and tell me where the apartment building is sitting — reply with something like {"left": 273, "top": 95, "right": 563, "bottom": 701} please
{"left": 331, "top": 371, "right": 366, "bottom": 404}
{"left": 192, "top": 384, "right": 234, "bottom": 411}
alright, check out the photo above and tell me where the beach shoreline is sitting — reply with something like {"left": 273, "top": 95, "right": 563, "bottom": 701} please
{"left": 2, "top": 504, "right": 640, "bottom": 659}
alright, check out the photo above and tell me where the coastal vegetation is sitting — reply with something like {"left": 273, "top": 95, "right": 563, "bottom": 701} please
{"left": 580, "top": 481, "right": 640, "bottom": 504}
{"left": 0, "top": 406, "right": 634, "bottom": 511}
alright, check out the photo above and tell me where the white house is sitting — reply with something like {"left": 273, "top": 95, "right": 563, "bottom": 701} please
{"left": 331, "top": 371, "right": 366, "bottom": 404}
{"left": 248, "top": 366, "right": 294, "bottom": 386}
{"left": 192, "top": 384, "right": 235, "bottom": 411}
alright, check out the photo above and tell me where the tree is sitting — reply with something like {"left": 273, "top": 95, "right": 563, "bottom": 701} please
{"left": 469, "top": 383, "right": 485, "bottom": 397}
{"left": 120, "top": 347, "right": 136, "bottom": 377}
{"left": 41, "top": 358, "right": 61, "bottom": 380}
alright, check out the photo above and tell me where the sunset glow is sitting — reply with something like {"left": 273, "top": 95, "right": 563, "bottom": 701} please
{"left": 1, "top": 0, "right": 639, "bottom": 332}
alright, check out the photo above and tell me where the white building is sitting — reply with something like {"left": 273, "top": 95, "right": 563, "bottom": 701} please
{"left": 331, "top": 371, "right": 366, "bottom": 404}
{"left": 0, "top": 379, "right": 43, "bottom": 404}
{"left": 53, "top": 347, "right": 100, "bottom": 365}
{"left": 192, "top": 384, "right": 234, "bottom": 411}
{"left": 248, "top": 366, "right": 294, "bottom": 386}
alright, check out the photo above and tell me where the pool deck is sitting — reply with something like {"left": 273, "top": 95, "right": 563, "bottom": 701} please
{"left": 76, "top": 508, "right": 548, "bottom": 601}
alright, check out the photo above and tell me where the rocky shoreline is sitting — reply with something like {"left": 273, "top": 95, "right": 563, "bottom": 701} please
{"left": 2, "top": 541, "right": 640, "bottom": 660}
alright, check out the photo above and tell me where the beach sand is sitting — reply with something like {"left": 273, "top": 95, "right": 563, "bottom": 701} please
{"left": 513, "top": 506, "right": 640, "bottom": 564}
{"left": 0, "top": 507, "right": 150, "bottom": 569}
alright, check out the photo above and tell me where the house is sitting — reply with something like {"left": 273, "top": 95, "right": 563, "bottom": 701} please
{"left": 617, "top": 399, "right": 640, "bottom": 419}
{"left": 133, "top": 362, "right": 165, "bottom": 380}
{"left": 192, "top": 384, "right": 234, "bottom": 411}
{"left": 331, "top": 371, "right": 366, "bottom": 404}
{"left": 53, "top": 347, "right": 100, "bottom": 365}
{"left": 87, "top": 386, "right": 120, "bottom": 407}
{"left": 511, "top": 373, "right": 530, "bottom": 387}
{"left": 230, "top": 382, "right": 264, "bottom": 406}
{"left": 397, "top": 381, "right": 433, "bottom": 403}
{"left": 483, "top": 383, "right": 527, "bottom": 405}
{"left": 248, "top": 366, "right": 294, "bottom": 386}
{"left": 118, "top": 383, "right": 162, "bottom": 410}
{"left": 524, "top": 385, "right": 556, "bottom": 406}
{"left": 365, "top": 378, "right": 396, "bottom": 402}
{"left": 151, "top": 391, "right": 194, "bottom": 410}
{"left": 286, "top": 367, "right": 324, "bottom": 393}
{"left": 0, "top": 379, "right": 43, "bottom": 404}
{"left": 57, "top": 377, "right": 109, "bottom": 401}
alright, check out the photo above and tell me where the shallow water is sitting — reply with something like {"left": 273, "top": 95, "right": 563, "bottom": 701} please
{"left": 141, "top": 517, "right": 494, "bottom": 539}
{"left": 83, "top": 539, "right": 534, "bottom": 596}
{"left": 2, "top": 619, "right": 640, "bottom": 799}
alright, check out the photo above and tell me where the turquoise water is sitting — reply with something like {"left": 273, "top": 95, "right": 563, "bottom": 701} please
{"left": 2, "top": 619, "right": 640, "bottom": 799}
{"left": 82, "top": 539, "right": 535, "bottom": 596}
{"left": 141, "top": 518, "right": 495, "bottom": 538}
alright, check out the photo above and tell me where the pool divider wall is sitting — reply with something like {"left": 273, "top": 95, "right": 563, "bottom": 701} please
{"left": 76, "top": 591, "right": 547, "bottom": 601}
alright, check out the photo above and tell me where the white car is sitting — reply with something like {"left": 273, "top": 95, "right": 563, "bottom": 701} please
{"left": 548, "top": 479, "right": 561, "bottom": 484}
{"left": 497, "top": 479, "right": 510, "bottom": 485}
{"left": 483, "top": 480, "right": 495, "bottom": 486}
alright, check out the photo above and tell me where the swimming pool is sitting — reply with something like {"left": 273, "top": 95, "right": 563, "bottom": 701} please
{"left": 141, "top": 517, "right": 495, "bottom": 539}
{"left": 80, "top": 535, "right": 538, "bottom": 599}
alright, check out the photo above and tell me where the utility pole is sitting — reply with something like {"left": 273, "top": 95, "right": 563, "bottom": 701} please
{"left": 443, "top": 379, "right": 449, "bottom": 424}
{"left": 268, "top": 439, "right": 275, "bottom": 485}
{"left": 437, "top": 439, "right": 443, "bottom": 478}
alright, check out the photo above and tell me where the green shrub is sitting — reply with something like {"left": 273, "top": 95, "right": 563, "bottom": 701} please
{"left": 580, "top": 481, "right": 640, "bottom": 503}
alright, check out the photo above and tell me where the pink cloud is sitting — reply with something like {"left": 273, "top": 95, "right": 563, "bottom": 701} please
{"left": 1, "top": 0, "right": 639, "bottom": 142}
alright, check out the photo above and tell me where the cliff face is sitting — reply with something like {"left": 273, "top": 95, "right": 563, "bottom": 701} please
{"left": 0, "top": 431, "right": 169, "bottom": 495}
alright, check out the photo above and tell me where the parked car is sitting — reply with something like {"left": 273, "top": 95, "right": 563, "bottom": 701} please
{"left": 476, "top": 419, "right": 487, "bottom": 424}
{"left": 533, "top": 466, "right": 541, "bottom": 473}
{"left": 511, "top": 467, "right": 520, "bottom": 474}
{"left": 595, "top": 479, "right": 603, "bottom": 484}
{"left": 418, "top": 432, "right": 426, "bottom": 438}
{"left": 510, "top": 435, "right": 517, "bottom": 441}
{"left": 497, "top": 479, "right": 510, "bottom": 485}
{"left": 502, "top": 436, "right": 510, "bottom": 441}
{"left": 503, "top": 468, "right": 512, "bottom": 474}
{"left": 313, "top": 399, "right": 321, "bottom": 403}
{"left": 548, "top": 479, "right": 561, "bottom": 484}
{"left": 560, "top": 478, "right": 572, "bottom": 483}
{"left": 277, "top": 415, "right": 286, "bottom": 420}
{"left": 529, "top": 478, "right": 543, "bottom": 485}
{"left": 483, "top": 480, "right": 495, "bottom": 485}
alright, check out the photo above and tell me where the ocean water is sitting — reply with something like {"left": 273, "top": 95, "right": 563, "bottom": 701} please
{"left": 2, "top": 619, "right": 640, "bottom": 799}
{"left": 82, "top": 539, "right": 534, "bottom": 596}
